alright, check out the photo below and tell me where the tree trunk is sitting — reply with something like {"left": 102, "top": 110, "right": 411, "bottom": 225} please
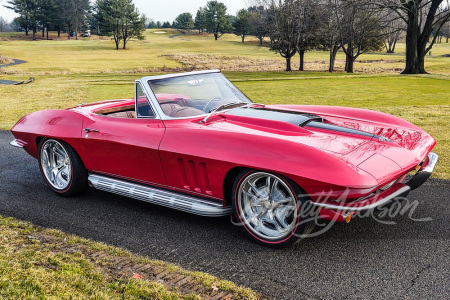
{"left": 392, "top": 40, "right": 398, "bottom": 53}
{"left": 259, "top": 37, "right": 263, "bottom": 46}
{"left": 242, "top": 35, "right": 245, "bottom": 43}
{"left": 345, "top": 53, "right": 354, "bottom": 73}
{"left": 123, "top": 29, "right": 128, "bottom": 49}
{"left": 214, "top": 33, "right": 218, "bottom": 40}
{"left": 299, "top": 50, "right": 305, "bottom": 71}
{"left": 402, "top": 6, "right": 420, "bottom": 74}
{"left": 46, "top": 26, "right": 49, "bottom": 40}
{"left": 75, "top": 29, "right": 78, "bottom": 40}
{"left": 329, "top": 45, "right": 338, "bottom": 73}
{"left": 42, "top": 27, "right": 45, "bottom": 37}
{"left": 417, "top": 40, "right": 428, "bottom": 74}
{"left": 114, "top": 35, "right": 119, "bottom": 50}
{"left": 386, "top": 39, "right": 397, "bottom": 53}
{"left": 58, "top": 28, "right": 61, "bottom": 37}
{"left": 286, "top": 57, "right": 292, "bottom": 71}
{"left": 32, "top": 26, "right": 36, "bottom": 40}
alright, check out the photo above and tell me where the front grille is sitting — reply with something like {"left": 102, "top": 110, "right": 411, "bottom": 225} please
{"left": 379, "top": 179, "right": 397, "bottom": 191}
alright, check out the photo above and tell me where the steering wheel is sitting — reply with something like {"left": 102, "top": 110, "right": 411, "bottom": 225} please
{"left": 202, "top": 96, "right": 222, "bottom": 113}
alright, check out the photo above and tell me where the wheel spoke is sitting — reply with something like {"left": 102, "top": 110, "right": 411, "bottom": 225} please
{"left": 274, "top": 208, "right": 290, "bottom": 230}
{"left": 53, "top": 145, "right": 66, "bottom": 158}
{"left": 248, "top": 209, "right": 266, "bottom": 225}
{"left": 248, "top": 181, "right": 265, "bottom": 198}
{"left": 275, "top": 196, "right": 293, "bottom": 205}
{"left": 268, "top": 178, "right": 278, "bottom": 199}
{"left": 55, "top": 167, "right": 68, "bottom": 187}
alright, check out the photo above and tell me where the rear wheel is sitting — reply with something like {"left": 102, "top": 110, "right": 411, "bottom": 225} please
{"left": 38, "top": 139, "right": 88, "bottom": 197}
{"left": 232, "top": 170, "right": 315, "bottom": 248}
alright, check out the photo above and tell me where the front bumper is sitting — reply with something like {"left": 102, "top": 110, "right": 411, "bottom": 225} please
{"left": 312, "top": 151, "right": 438, "bottom": 221}
{"left": 10, "top": 139, "right": 27, "bottom": 148}
{"left": 406, "top": 151, "right": 439, "bottom": 190}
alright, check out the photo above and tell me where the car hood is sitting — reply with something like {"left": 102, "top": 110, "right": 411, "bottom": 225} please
{"left": 206, "top": 106, "right": 435, "bottom": 183}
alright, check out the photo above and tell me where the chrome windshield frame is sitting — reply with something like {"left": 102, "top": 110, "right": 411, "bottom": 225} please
{"left": 140, "top": 70, "right": 252, "bottom": 121}
{"left": 134, "top": 80, "right": 161, "bottom": 119}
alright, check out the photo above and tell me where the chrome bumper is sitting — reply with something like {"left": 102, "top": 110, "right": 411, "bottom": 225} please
{"left": 312, "top": 151, "right": 438, "bottom": 212}
{"left": 10, "top": 139, "right": 27, "bottom": 148}
{"left": 406, "top": 151, "right": 439, "bottom": 190}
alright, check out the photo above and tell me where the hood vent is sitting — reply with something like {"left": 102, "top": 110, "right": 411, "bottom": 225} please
{"left": 225, "top": 107, "right": 324, "bottom": 126}
{"left": 225, "top": 107, "right": 391, "bottom": 142}
{"left": 306, "top": 121, "right": 375, "bottom": 139}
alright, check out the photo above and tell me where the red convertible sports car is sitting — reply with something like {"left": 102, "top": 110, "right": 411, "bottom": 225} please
{"left": 10, "top": 70, "right": 438, "bottom": 247}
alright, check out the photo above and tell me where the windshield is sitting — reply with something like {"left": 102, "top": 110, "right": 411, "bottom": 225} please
{"left": 147, "top": 72, "right": 252, "bottom": 118}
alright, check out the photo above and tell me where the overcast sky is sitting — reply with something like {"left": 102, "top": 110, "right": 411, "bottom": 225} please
{"left": 0, "top": 0, "right": 249, "bottom": 23}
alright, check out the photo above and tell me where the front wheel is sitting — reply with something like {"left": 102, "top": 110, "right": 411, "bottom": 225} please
{"left": 232, "top": 170, "right": 315, "bottom": 248}
{"left": 38, "top": 139, "right": 88, "bottom": 197}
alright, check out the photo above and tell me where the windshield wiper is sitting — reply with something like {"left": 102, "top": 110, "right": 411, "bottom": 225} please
{"left": 202, "top": 102, "right": 246, "bottom": 123}
{"left": 201, "top": 102, "right": 265, "bottom": 123}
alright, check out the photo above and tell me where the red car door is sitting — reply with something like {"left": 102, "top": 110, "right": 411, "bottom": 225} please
{"left": 81, "top": 83, "right": 167, "bottom": 186}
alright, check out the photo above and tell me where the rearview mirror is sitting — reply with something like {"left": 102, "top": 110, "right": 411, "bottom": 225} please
{"left": 187, "top": 79, "right": 204, "bottom": 87}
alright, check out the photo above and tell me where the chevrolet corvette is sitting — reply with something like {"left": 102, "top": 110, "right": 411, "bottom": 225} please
{"left": 10, "top": 70, "right": 438, "bottom": 247}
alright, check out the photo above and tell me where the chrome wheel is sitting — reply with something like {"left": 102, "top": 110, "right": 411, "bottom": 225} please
{"left": 237, "top": 172, "right": 298, "bottom": 240}
{"left": 40, "top": 140, "right": 72, "bottom": 190}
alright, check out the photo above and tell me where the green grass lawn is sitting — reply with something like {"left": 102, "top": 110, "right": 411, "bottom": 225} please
{"left": 0, "top": 216, "right": 261, "bottom": 299}
{"left": 1, "top": 29, "right": 449, "bottom": 74}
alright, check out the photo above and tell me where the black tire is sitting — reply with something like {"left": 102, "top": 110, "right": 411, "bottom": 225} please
{"left": 232, "top": 169, "right": 315, "bottom": 248}
{"left": 38, "top": 138, "right": 88, "bottom": 197}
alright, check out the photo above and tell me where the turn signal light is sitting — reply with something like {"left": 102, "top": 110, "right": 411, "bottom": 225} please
{"left": 344, "top": 213, "right": 352, "bottom": 223}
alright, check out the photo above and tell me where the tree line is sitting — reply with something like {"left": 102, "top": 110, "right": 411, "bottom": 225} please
{"left": 4, "top": 0, "right": 90, "bottom": 40}
{"left": 3, "top": 0, "right": 450, "bottom": 73}
{"left": 169, "top": 0, "right": 449, "bottom": 74}
{"left": 4, "top": 0, "right": 146, "bottom": 50}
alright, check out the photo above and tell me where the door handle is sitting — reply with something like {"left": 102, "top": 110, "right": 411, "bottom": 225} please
{"left": 84, "top": 128, "right": 99, "bottom": 133}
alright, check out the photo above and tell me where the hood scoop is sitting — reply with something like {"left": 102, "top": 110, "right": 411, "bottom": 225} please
{"left": 225, "top": 107, "right": 324, "bottom": 126}
{"left": 224, "top": 107, "right": 391, "bottom": 142}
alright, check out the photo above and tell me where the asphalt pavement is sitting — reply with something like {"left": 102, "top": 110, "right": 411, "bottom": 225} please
{"left": 1, "top": 130, "right": 449, "bottom": 299}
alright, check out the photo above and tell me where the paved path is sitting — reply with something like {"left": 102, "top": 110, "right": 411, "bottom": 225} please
{"left": 0, "top": 59, "right": 29, "bottom": 85}
{"left": 0, "top": 59, "right": 27, "bottom": 68}
{"left": 0, "top": 130, "right": 448, "bottom": 299}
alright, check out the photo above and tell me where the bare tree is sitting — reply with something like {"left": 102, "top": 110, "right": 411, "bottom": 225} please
{"left": 376, "top": 0, "right": 450, "bottom": 74}
{"left": 332, "top": 0, "right": 385, "bottom": 73}
{"left": 0, "top": 17, "right": 8, "bottom": 32}
{"left": 269, "top": 0, "right": 298, "bottom": 71}
{"left": 295, "top": 0, "right": 322, "bottom": 71}
{"left": 381, "top": 9, "right": 404, "bottom": 52}
{"left": 314, "top": 1, "right": 342, "bottom": 72}
{"left": 442, "top": 21, "right": 450, "bottom": 42}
